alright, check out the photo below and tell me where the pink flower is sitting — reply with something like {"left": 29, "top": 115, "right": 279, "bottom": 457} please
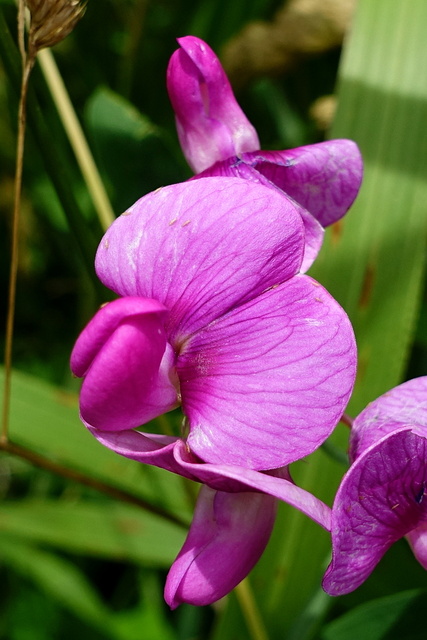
{"left": 71, "top": 177, "right": 356, "bottom": 471}
{"left": 88, "top": 428, "right": 331, "bottom": 607}
{"left": 70, "top": 38, "right": 362, "bottom": 606}
{"left": 167, "top": 36, "right": 363, "bottom": 270}
{"left": 166, "top": 36, "right": 259, "bottom": 173}
{"left": 70, "top": 155, "right": 356, "bottom": 609}
{"left": 322, "top": 377, "right": 427, "bottom": 596}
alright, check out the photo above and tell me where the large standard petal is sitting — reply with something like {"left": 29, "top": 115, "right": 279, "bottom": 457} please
{"left": 193, "top": 158, "right": 324, "bottom": 272}
{"left": 165, "top": 486, "right": 276, "bottom": 608}
{"left": 71, "top": 297, "right": 180, "bottom": 431}
{"left": 167, "top": 36, "right": 259, "bottom": 172}
{"left": 96, "top": 177, "right": 305, "bottom": 343}
{"left": 241, "top": 140, "right": 363, "bottom": 227}
{"left": 323, "top": 429, "right": 427, "bottom": 596}
{"left": 349, "top": 377, "right": 427, "bottom": 462}
{"left": 178, "top": 274, "right": 356, "bottom": 469}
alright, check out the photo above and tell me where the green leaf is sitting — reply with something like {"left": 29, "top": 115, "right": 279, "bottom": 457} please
{"left": 312, "top": 0, "right": 427, "bottom": 413}
{"left": 0, "top": 535, "right": 112, "bottom": 632}
{"left": 112, "top": 573, "right": 177, "bottom": 640}
{"left": 5, "top": 586, "right": 60, "bottom": 640}
{"left": 85, "top": 88, "right": 187, "bottom": 211}
{"left": 0, "top": 535, "right": 178, "bottom": 640}
{"left": 1, "top": 367, "right": 192, "bottom": 523}
{"left": 214, "top": 1, "right": 427, "bottom": 637}
{"left": 0, "top": 8, "right": 104, "bottom": 284}
{"left": 0, "top": 500, "right": 185, "bottom": 566}
{"left": 321, "top": 590, "right": 427, "bottom": 640}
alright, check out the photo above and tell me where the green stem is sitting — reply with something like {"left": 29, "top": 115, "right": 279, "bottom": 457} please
{"left": 0, "top": 8, "right": 104, "bottom": 293}
{"left": 320, "top": 440, "right": 349, "bottom": 467}
{"left": 37, "top": 48, "right": 115, "bottom": 232}
{"left": 0, "top": 438, "right": 189, "bottom": 529}
{"left": 235, "top": 579, "right": 270, "bottom": 640}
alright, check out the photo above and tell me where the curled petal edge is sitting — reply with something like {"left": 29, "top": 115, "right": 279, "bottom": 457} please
{"left": 71, "top": 298, "right": 180, "bottom": 431}
{"left": 87, "top": 429, "right": 331, "bottom": 531}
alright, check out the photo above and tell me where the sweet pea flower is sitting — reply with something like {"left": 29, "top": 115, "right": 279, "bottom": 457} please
{"left": 71, "top": 176, "right": 353, "bottom": 606}
{"left": 71, "top": 176, "right": 356, "bottom": 471}
{"left": 88, "top": 428, "right": 332, "bottom": 607}
{"left": 167, "top": 36, "right": 363, "bottom": 270}
{"left": 322, "top": 377, "right": 427, "bottom": 596}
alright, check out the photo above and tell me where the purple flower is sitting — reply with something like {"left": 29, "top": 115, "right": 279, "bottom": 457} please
{"left": 166, "top": 36, "right": 260, "bottom": 174}
{"left": 87, "top": 428, "right": 331, "bottom": 607}
{"left": 71, "top": 176, "right": 356, "bottom": 471}
{"left": 167, "top": 36, "right": 363, "bottom": 270}
{"left": 322, "top": 377, "right": 427, "bottom": 596}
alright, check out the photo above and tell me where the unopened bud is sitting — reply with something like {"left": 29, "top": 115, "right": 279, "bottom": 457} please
{"left": 25, "top": 0, "right": 86, "bottom": 54}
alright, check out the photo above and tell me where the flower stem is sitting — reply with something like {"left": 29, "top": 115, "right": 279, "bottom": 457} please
{"left": 1, "top": 0, "right": 35, "bottom": 445}
{"left": 0, "top": 438, "right": 188, "bottom": 529}
{"left": 235, "top": 579, "right": 269, "bottom": 640}
{"left": 0, "top": 9, "right": 105, "bottom": 287}
{"left": 340, "top": 412, "right": 353, "bottom": 428}
{"left": 37, "top": 48, "right": 115, "bottom": 231}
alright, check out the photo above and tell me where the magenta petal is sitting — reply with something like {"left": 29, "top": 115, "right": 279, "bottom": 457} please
{"left": 86, "top": 428, "right": 187, "bottom": 476}
{"left": 350, "top": 377, "right": 427, "bottom": 461}
{"left": 323, "top": 429, "right": 427, "bottom": 596}
{"left": 165, "top": 486, "right": 276, "bottom": 608}
{"left": 179, "top": 274, "right": 356, "bottom": 469}
{"left": 173, "top": 441, "right": 331, "bottom": 530}
{"left": 83, "top": 432, "right": 331, "bottom": 530}
{"left": 407, "top": 524, "right": 427, "bottom": 569}
{"left": 194, "top": 158, "right": 324, "bottom": 272}
{"left": 95, "top": 178, "right": 305, "bottom": 342}
{"left": 241, "top": 140, "right": 363, "bottom": 227}
{"left": 71, "top": 298, "right": 179, "bottom": 431}
{"left": 167, "top": 36, "right": 259, "bottom": 172}
{"left": 71, "top": 297, "right": 165, "bottom": 377}
{"left": 298, "top": 207, "right": 324, "bottom": 272}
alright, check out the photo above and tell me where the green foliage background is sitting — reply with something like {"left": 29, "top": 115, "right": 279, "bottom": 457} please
{"left": 0, "top": 0, "right": 426, "bottom": 638}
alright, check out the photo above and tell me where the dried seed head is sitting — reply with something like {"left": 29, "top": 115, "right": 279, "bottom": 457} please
{"left": 25, "top": 0, "right": 86, "bottom": 54}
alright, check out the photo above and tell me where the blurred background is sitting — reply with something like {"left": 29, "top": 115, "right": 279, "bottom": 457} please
{"left": 0, "top": 0, "right": 426, "bottom": 638}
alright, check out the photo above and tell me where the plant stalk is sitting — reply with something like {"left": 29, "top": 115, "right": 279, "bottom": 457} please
{"left": 2, "top": 0, "right": 36, "bottom": 445}
{"left": 37, "top": 48, "right": 115, "bottom": 231}
{"left": 235, "top": 579, "right": 270, "bottom": 640}
{"left": 0, "top": 438, "right": 188, "bottom": 529}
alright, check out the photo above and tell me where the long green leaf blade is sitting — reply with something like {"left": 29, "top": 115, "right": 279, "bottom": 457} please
{"left": 213, "top": 1, "right": 427, "bottom": 637}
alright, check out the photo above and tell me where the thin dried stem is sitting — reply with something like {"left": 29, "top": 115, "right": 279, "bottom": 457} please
{"left": 17, "top": 0, "right": 26, "bottom": 61}
{"left": 1, "top": 0, "right": 36, "bottom": 445}
{"left": 3, "top": 0, "right": 89, "bottom": 443}
{"left": 340, "top": 412, "right": 354, "bottom": 428}
{"left": 0, "top": 438, "right": 188, "bottom": 529}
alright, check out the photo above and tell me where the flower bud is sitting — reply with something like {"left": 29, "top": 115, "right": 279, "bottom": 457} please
{"left": 25, "top": 0, "right": 86, "bottom": 53}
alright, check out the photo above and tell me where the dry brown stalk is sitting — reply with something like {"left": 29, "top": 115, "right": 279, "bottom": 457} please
{"left": 2, "top": 0, "right": 86, "bottom": 444}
